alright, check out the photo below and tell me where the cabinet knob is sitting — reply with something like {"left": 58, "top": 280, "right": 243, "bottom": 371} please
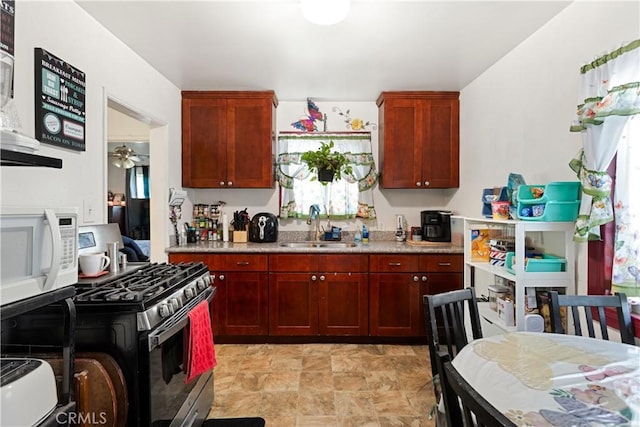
{"left": 311, "top": 275, "right": 317, "bottom": 281}
{"left": 424, "top": 181, "right": 430, "bottom": 187}
{"left": 319, "top": 275, "right": 325, "bottom": 281}
{"left": 219, "top": 274, "right": 225, "bottom": 281}
{"left": 219, "top": 181, "right": 225, "bottom": 186}
{"left": 413, "top": 276, "right": 419, "bottom": 282}
{"left": 227, "top": 181, "right": 233, "bottom": 186}
{"left": 422, "top": 276, "right": 428, "bottom": 282}
{"left": 416, "top": 182, "right": 422, "bottom": 187}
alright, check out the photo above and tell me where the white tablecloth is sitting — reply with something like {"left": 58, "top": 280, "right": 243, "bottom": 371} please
{"left": 452, "top": 332, "right": 640, "bottom": 426}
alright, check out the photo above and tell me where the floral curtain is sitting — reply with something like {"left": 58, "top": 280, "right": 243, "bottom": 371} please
{"left": 569, "top": 39, "right": 640, "bottom": 295}
{"left": 276, "top": 132, "right": 378, "bottom": 219}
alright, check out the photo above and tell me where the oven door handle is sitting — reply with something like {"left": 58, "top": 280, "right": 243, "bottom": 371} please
{"left": 147, "top": 286, "right": 215, "bottom": 352}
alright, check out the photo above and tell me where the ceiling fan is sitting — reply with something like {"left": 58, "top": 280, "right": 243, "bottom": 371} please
{"left": 109, "top": 144, "right": 147, "bottom": 169}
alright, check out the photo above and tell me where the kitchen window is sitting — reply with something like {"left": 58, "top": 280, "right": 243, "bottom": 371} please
{"left": 276, "top": 132, "right": 378, "bottom": 219}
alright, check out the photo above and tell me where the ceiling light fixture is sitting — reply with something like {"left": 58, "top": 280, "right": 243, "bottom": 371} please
{"left": 110, "top": 144, "right": 142, "bottom": 169}
{"left": 300, "top": 0, "right": 350, "bottom": 26}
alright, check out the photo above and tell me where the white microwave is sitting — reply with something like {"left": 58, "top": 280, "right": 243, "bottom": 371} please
{"left": 0, "top": 207, "right": 79, "bottom": 306}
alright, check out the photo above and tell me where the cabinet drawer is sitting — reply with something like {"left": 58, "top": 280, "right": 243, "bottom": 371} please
{"left": 269, "top": 254, "right": 368, "bottom": 272}
{"left": 420, "top": 254, "right": 462, "bottom": 272}
{"left": 269, "top": 254, "right": 318, "bottom": 272}
{"left": 322, "top": 255, "right": 368, "bottom": 273}
{"left": 369, "top": 255, "right": 419, "bottom": 272}
{"left": 218, "top": 254, "right": 268, "bottom": 271}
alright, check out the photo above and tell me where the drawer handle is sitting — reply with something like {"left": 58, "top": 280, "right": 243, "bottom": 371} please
{"left": 438, "top": 262, "right": 452, "bottom": 266}
{"left": 236, "top": 261, "right": 250, "bottom": 266}
{"left": 388, "top": 262, "right": 402, "bottom": 266}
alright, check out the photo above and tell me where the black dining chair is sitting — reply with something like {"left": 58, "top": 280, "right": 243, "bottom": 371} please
{"left": 549, "top": 291, "right": 636, "bottom": 345}
{"left": 424, "top": 287, "right": 483, "bottom": 376}
{"left": 424, "top": 287, "right": 483, "bottom": 427}
{"left": 442, "top": 360, "right": 517, "bottom": 427}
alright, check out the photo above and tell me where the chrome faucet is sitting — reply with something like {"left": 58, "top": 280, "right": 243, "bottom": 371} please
{"left": 306, "top": 204, "right": 321, "bottom": 241}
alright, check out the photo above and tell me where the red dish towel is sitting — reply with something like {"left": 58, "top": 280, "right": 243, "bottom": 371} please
{"left": 184, "top": 300, "right": 217, "bottom": 383}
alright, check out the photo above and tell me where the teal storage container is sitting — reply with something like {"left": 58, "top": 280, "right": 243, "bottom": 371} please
{"left": 517, "top": 181, "right": 581, "bottom": 221}
{"left": 517, "top": 181, "right": 581, "bottom": 203}
{"left": 505, "top": 252, "right": 566, "bottom": 273}
{"left": 517, "top": 200, "right": 580, "bottom": 221}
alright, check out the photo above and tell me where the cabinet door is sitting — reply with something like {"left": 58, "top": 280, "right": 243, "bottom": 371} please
{"left": 379, "top": 98, "right": 422, "bottom": 188}
{"left": 378, "top": 91, "right": 459, "bottom": 189}
{"left": 269, "top": 273, "right": 319, "bottom": 336}
{"left": 422, "top": 98, "right": 459, "bottom": 188}
{"left": 217, "top": 271, "right": 268, "bottom": 336}
{"left": 419, "top": 272, "right": 463, "bottom": 337}
{"left": 227, "top": 97, "right": 275, "bottom": 188}
{"left": 369, "top": 273, "right": 421, "bottom": 336}
{"left": 319, "top": 273, "right": 368, "bottom": 336}
{"left": 181, "top": 97, "right": 227, "bottom": 187}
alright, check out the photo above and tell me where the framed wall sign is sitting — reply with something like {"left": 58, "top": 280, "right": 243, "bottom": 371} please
{"left": 34, "top": 48, "right": 86, "bottom": 151}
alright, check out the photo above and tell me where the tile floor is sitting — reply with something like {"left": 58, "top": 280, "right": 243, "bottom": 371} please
{"left": 208, "top": 343, "right": 437, "bottom": 427}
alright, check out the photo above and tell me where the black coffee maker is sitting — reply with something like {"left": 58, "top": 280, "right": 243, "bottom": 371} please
{"left": 421, "top": 210, "right": 452, "bottom": 242}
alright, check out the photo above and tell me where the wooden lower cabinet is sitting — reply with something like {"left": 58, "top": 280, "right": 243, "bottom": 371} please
{"left": 269, "top": 254, "right": 369, "bottom": 336}
{"left": 169, "top": 252, "right": 461, "bottom": 340}
{"left": 369, "top": 254, "right": 463, "bottom": 337}
{"left": 168, "top": 253, "right": 268, "bottom": 336}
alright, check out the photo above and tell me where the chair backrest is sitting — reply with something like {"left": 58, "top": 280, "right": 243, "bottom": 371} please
{"left": 442, "top": 360, "right": 517, "bottom": 427}
{"left": 549, "top": 291, "right": 636, "bottom": 345}
{"left": 423, "top": 287, "right": 483, "bottom": 377}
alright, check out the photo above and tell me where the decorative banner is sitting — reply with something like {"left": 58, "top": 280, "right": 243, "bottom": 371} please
{"left": 34, "top": 48, "right": 86, "bottom": 151}
{"left": 1, "top": 1, "right": 14, "bottom": 57}
{"left": 1, "top": 0, "right": 15, "bottom": 111}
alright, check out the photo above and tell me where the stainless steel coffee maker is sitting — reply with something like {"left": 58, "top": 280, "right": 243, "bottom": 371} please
{"left": 421, "top": 210, "right": 452, "bottom": 242}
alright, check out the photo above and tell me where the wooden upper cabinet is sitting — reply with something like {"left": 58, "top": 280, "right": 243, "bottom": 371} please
{"left": 376, "top": 91, "right": 459, "bottom": 189}
{"left": 182, "top": 91, "right": 278, "bottom": 188}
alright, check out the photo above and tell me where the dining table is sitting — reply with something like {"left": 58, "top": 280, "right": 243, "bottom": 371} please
{"left": 451, "top": 331, "right": 640, "bottom": 426}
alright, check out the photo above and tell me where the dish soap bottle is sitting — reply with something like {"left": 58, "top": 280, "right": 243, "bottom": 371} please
{"left": 354, "top": 226, "right": 362, "bottom": 243}
{"left": 362, "top": 225, "right": 369, "bottom": 244}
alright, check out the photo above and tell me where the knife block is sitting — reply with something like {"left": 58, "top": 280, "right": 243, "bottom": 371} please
{"left": 232, "top": 231, "right": 247, "bottom": 243}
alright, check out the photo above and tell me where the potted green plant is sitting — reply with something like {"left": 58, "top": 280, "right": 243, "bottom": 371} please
{"left": 301, "top": 141, "right": 353, "bottom": 184}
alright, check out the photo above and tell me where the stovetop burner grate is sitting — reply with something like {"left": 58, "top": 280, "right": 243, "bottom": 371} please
{"left": 74, "top": 262, "right": 208, "bottom": 306}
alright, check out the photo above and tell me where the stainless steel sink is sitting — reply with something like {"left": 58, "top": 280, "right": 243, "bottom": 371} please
{"left": 278, "top": 241, "right": 358, "bottom": 248}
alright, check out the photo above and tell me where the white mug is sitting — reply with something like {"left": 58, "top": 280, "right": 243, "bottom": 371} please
{"left": 79, "top": 253, "right": 111, "bottom": 276}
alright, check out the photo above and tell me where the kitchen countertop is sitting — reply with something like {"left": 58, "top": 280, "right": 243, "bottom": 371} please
{"left": 166, "top": 240, "right": 463, "bottom": 254}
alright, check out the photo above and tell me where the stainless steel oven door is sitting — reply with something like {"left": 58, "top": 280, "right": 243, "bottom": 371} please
{"left": 147, "top": 287, "right": 215, "bottom": 427}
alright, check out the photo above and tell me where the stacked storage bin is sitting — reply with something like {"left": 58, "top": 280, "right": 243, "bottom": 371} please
{"left": 516, "top": 181, "right": 581, "bottom": 221}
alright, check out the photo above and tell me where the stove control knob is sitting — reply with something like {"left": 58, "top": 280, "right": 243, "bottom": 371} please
{"left": 203, "top": 275, "right": 212, "bottom": 286}
{"left": 170, "top": 298, "right": 182, "bottom": 311}
{"left": 184, "top": 286, "right": 196, "bottom": 300}
{"left": 196, "top": 278, "right": 206, "bottom": 291}
{"left": 158, "top": 303, "right": 172, "bottom": 318}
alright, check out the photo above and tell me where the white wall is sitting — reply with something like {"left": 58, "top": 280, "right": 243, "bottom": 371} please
{"left": 451, "top": 1, "right": 640, "bottom": 295}
{"left": 1, "top": 0, "right": 182, "bottom": 261}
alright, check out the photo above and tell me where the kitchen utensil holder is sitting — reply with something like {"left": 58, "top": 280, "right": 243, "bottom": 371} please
{"left": 233, "top": 231, "right": 247, "bottom": 243}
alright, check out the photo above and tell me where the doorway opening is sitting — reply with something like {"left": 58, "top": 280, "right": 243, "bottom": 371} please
{"left": 107, "top": 100, "right": 152, "bottom": 260}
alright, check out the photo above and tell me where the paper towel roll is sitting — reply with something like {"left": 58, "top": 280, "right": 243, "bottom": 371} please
{"left": 222, "top": 213, "right": 229, "bottom": 242}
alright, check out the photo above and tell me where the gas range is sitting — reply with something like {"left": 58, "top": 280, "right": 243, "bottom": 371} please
{"left": 3, "top": 261, "right": 217, "bottom": 426}
{"left": 74, "top": 262, "right": 213, "bottom": 330}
